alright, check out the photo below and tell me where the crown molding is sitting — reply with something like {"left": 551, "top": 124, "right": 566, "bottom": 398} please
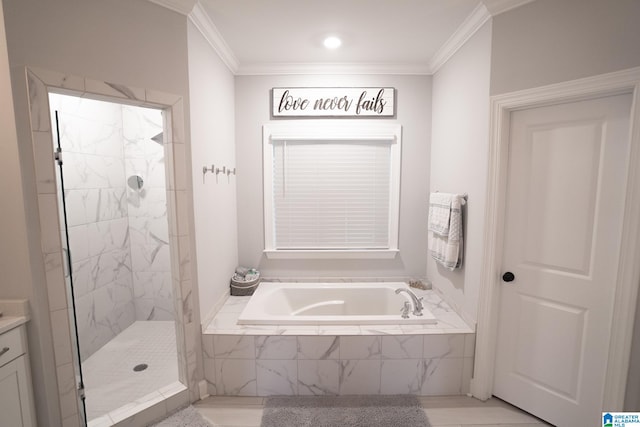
{"left": 188, "top": 3, "right": 239, "bottom": 74}
{"left": 151, "top": 0, "right": 535, "bottom": 77}
{"left": 428, "top": 2, "right": 492, "bottom": 74}
{"left": 148, "top": 0, "right": 196, "bottom": 15}
{"left": 482, "top": 0, "right": 536, "bottom": 16}
{"left": 236, "top": 62, "right": 432, "bottom": 76}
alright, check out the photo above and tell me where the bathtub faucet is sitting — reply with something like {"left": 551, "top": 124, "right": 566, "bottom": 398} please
{"left": 395, "top": 288, "right": 424, "bottom": 316}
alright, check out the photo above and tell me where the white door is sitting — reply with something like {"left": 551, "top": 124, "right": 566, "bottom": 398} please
{"left": 493, "top": 94, "right": 632, "bottom": 427}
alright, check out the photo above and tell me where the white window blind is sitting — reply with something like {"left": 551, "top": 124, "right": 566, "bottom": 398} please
{"left": 271, "top": 140, "right": 392, "bottom": 250}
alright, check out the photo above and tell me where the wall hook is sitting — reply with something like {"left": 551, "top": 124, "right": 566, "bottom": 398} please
{"left": 202, "top": 164, "right": 215, "bottom": 183}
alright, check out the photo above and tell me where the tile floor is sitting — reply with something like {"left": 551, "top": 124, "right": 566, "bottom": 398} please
{"left": 82, "top": 321, "right": 179, "bottom": 421}
{"left": 193, "top": 395, "right": 553, "bottom": 427}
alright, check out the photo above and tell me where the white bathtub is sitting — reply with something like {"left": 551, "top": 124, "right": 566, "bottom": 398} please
{"left": 237, "top": 282, "right": 437, "bottom": 325}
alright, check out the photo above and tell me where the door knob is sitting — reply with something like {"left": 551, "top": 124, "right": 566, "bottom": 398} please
{"left": 502, "top": 271, "right": 515, "bottom": 282}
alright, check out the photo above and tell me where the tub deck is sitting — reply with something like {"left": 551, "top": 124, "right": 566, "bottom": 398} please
{"left": 203, "top": 288, "right": 472, "bottom": 336}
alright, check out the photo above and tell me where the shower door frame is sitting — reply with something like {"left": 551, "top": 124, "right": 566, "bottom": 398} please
{"left": 22, "top": 66, "right": 201, "bottom": 425}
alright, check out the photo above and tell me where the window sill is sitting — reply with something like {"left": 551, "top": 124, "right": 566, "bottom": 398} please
{"left": 263, "top": 249, "right": 399, "bottom": 260}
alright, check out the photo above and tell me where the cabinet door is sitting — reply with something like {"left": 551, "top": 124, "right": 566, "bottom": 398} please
{"left": 0, "top": 357, "right": 35, "bottom": 427}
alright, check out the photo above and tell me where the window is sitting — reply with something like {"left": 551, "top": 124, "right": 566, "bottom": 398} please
{"left": 263, "top": 122, "right": 401, "bottom": 259}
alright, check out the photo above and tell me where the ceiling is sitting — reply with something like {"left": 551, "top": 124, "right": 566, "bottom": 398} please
{"left": 152, "top": 0, "right": 534, "bottom": 74}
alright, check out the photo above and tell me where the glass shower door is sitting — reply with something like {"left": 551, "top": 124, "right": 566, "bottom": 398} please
{"left": 53, "top": 110, "right": 88, "bottom": 426}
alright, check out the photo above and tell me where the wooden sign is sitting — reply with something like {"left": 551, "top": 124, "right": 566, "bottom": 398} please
{"left": 272, "top": 87, "right": 395, "bottom": 118}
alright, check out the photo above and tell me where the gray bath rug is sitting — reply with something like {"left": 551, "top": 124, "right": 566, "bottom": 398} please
{"left": 150, "top": 405, "right": 213, "bottom": 427}
{"left": 260, "top": 395, "right": 430, "bottom": 427}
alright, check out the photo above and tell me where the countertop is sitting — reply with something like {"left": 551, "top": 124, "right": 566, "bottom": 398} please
{"left": 0, "top": 315, "right": 28, "bottom": 335}
{"left": 0, "top": 299, "right": 30, "bottom": 334}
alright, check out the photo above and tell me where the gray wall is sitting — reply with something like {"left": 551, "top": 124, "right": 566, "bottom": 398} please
{"left": 2, "top": 1, "right": 191, "bottom": 425}
{"left": 0, "top": 0, "right": 31, "bottom": 302}
{"left": 0, "top": 1, "right": 45, "bottom": 422}
{"left": 187, "top": 21, "right": 239, "bottom": 323}
{"left": 235, "top": 74, "right": 431, "bottom": 279}
{"left": 3, "top": 0, "right": 189, "bottom": 96}
{"left": 490, "top": 0, "right": 640, "bottom": 95}
{"left": 428, "top": 21, "right": 492, "bottom": 325}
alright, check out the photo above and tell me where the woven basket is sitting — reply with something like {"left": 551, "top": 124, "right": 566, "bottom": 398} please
{"left": 230, "top": 275, "right": 260, "bottom": 296}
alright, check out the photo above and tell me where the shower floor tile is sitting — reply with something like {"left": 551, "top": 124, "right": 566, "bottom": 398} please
{"left": 82, "top": 321, "right": 179, "bottom": 421}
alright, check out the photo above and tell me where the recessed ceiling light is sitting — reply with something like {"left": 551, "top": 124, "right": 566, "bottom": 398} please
{"left": 323, "top": 36, "right": 342, "bottom": 49}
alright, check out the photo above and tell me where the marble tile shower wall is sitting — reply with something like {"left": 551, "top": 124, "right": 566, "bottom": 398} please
{"left": 202, "top": 334, "right": 475, "bottom": 397}
{"left": 52, "top": 95, "right": 134, "bottom": 361}
{"left": 51, "top": 95, "right": 172, "bottom": 361}
{"left": 122, "top": 105, "right": 173, "bottom": 321}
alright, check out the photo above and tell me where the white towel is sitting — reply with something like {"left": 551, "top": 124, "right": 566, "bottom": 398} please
{"left": 428, "top": 192, "right": 453, "bottom": 235}
{"left": 428, "top": 193, "right": 463, "bottom": 270}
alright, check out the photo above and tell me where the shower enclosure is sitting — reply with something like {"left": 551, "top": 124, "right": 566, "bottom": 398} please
{"left": 49, "top": 93, "right": 179, "bottom": 423}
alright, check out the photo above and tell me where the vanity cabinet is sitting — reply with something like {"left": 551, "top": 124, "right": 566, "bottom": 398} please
{"left": 0, "top": 324, "right": 36, "bottom": 427}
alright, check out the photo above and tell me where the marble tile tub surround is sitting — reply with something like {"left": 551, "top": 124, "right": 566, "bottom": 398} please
{"left": 203, "top": 288, "right": 474, "bottom": 397}
{"left": 49, "top": 94, "right": 173, "bottom": 362}
{"left": 203, "top": 333, "right": 475, "bottom": 397}
{"left": 25, "top": 66, "right": 199, "bottom": 426}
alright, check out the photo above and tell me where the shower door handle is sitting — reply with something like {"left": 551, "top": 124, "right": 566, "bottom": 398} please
{"left": 62, "top": 248, "right": 71, "bottom": 278}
